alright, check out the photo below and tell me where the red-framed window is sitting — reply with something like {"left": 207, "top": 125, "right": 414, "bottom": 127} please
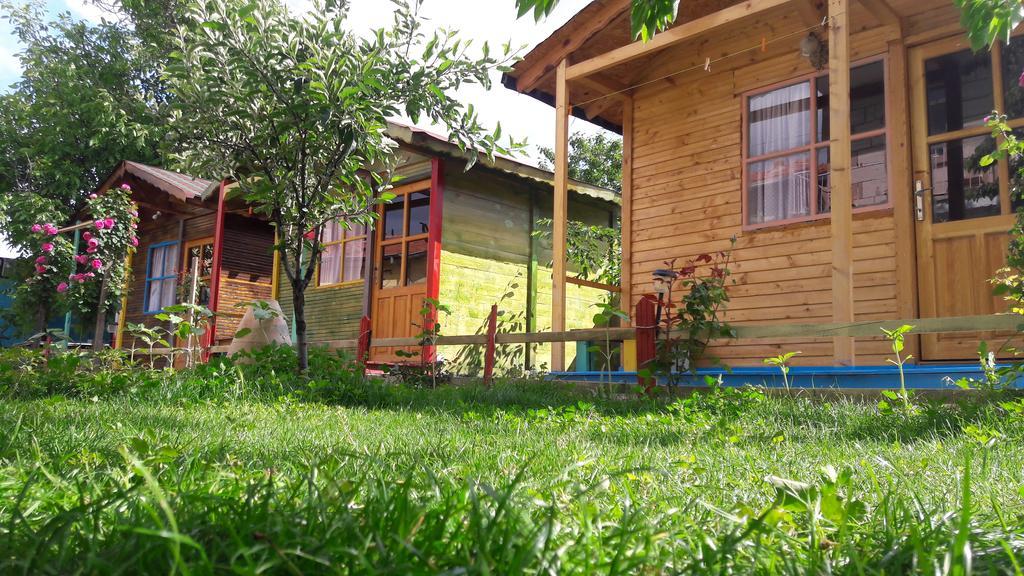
{"left": 743, "top": 59, "right": 889, "bottom": 228}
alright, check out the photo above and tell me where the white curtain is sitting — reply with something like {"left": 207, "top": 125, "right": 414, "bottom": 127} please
{"left": 748, "top": 83, "right": 811, "bottom": 157}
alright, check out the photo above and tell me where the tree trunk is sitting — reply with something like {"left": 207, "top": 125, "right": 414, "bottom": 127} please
{"left": 292, "top": 281, "right": 308, "bottom": 372}
{"left": 93, "top": 276, "right": 109, "bottom": 351}
{"left": 35, "top": 304, "right": 47, "bottom": 348}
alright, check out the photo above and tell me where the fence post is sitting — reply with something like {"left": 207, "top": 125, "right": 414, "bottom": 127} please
{"left": 483, "top": 304, "right": 498, "bottom": 387}
{"left": 357, "top": 316, "right": 372, "bottom": 371}
{"left": 635, "top": 295, "right": 657, "bottom": 392}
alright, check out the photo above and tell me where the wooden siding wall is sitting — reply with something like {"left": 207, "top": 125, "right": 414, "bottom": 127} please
{"left": 122, "top": 212, "right": 214, "bottom": 349}
{"left": 627, "top": 10, "right": 913, "bottom": 367}
{"left": 278, "top": 282, "right": 364, "bottom": 346}
{"left": 215, "top": 214, "right": 275, "bottom": 344}
{"left": 438, "top": 167, "right": 614, "bottom": 375}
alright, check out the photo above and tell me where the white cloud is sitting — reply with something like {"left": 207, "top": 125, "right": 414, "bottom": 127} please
{"left": 63, "top": 0, "right": 119, "bottom": 23}
{"left": 0, "top": 43, "right": 20, "bottom": 89}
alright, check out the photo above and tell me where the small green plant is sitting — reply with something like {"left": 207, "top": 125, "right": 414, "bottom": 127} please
{"left": 156, "top": 303, "right": 215, "bottom": 368}
{"left": 392, "top": 297, "right": 452, "bottom": 388}
{"left": 879, "top": 324, "right": 915, "bottom": 414}
{"left": 763, "top": 351, "right": 801, "bottom": 391}
{"left": 125, "top": 322, "right": 170, "bottom": 367}
{"left": 589, "top": 301, "right": 629, "bottom": 395}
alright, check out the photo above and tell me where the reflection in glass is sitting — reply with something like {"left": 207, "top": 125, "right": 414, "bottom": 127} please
{"left": 748, "top": 82, "right": 810, "bottom": 157}
{"left": 407, "top": 191, "right": 430, "bottom": 236}
{"left": 405, "top": 239, "right": 428, "bottom": 286}
{"left": 1002, "top": 36, "right": 1024, "bottom": 119}
{"left": 852, "top": 136, "right": 888, "bottom": 208}
{"left": 816, "top": 147, "right": 830, "bottom": 213}
{"left": 925, "top": 49, "right": 993, "bottom": 136}
{"left": 381, "top": 243, "right": 402, "bottom": 288}
{"left": 747, "top": 153, "right": 811, "bottom": 224}
{"left": 850, "top": 62, "right": 886, "bottom": 134}
{"left": 929, "top": 135, "right": 1000, "bottom": 222}
{"left": 383, "top": 196, "right": 405, "bottom": 239}
{"left": 319, "top": 243, "right": 341, "bottom": 286}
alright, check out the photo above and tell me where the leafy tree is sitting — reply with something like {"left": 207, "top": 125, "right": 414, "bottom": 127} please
{"left": 516, "top": 0, "right": 679, "bottom": 41}
{"left": 0, "top": 0, "right": 174, "bottom": 251}
{"left": 538, "top": 132, "right": 622, "bottom": 192}
{"left": 954, "top": 0, "right": 1024, "bottom": 51}
{"left": 165, "top": 0, "right": 520, "bottom": 371}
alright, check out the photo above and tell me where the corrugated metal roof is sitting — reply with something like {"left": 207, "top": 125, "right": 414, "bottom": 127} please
{"left": 123, "top": 161, "right": 215, "bottom": 201}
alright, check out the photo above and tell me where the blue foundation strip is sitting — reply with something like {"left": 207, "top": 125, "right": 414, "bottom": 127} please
{"left": 548, "top": 364, "right": 1019, "bottom": 389}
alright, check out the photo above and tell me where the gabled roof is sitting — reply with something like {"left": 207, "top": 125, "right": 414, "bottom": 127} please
{"left": 121, "top": 161, "right": 217, "bottom": 201}
{"left": 387, "top": 121, "right": 620, "bottom": 205}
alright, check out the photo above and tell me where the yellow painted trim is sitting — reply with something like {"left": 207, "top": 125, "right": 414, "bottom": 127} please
{"left": 622, "top": 339, "right": 637, "bottom": 372}
{"left": 313, "top": 279, "right": 364, "bottom": 291}
{"left": 114, "top": 251, "right": 133, "bottom": 350}
{"left": 271, "top": 228, "right": 281, "bottom": 300}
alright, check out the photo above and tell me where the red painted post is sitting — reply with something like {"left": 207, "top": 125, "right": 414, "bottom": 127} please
{"left": 423, "top": 157, "right": 445, "bottom": 364}
{"left": 635, "top": 295, "right": 658, "bottom": 392}
{"left": 204, "top": 179, "right": 228, "bottom": 362}
{"left": 357, "top": 315, "right": 372, "bottom": 370}
{"left": 483, "top": 304, "right": 498, "bottom": 386}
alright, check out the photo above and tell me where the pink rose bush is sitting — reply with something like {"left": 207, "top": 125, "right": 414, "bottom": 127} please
{"left": 28, "top": 184, "right": 140, "bottom": 305}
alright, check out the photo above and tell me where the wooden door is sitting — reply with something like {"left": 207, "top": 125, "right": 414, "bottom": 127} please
{"left": 370, "top": 180, "right": 432, "bottom": 362}
{"left": 909, "top": 35, "right": 1022, "bottom": 360}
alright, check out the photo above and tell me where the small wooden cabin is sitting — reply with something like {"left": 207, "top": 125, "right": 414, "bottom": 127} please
{"left": 274, "top": 123, "right": 621, "bottom": 373}
{"left": 99, "top": 162, "right": 276, "bottom": 350}
{"left": 505, "top": 0, "right": 1023, "bottom": 368}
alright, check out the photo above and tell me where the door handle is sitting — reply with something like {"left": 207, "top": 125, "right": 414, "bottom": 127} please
{"left": 914, "top": 180, "right": 930, "bottom": 222}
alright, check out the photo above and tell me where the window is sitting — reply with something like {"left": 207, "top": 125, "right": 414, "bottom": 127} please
{"left": 183, "top": 238, "right": 214, "bottom": 305}
{"left": 744, "top": 60, "right": 889, "bottom": 227}
{"left": 378, "top": 184, "right": 431, "bottom": 289}
{"left": 923, "top": 36, "right": 1024, "bottom": 222}
{"left": 318, "top": 220, "right": 367, "bottom": 286}
{"left": 144, "top": 242, "right": 179, "bottom": 314}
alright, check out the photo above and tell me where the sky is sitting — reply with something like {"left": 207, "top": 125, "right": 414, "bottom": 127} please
{"left": 0, "top": 0, "right": 614, "bottom": 257}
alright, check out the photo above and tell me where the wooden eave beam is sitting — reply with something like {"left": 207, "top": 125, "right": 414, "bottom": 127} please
{"left": 795, "top": 0, "right": 824, "bottom": 29}
{"left": 566, "top": 0, "right": 794, "bottom": 81}
{"left": 856, "top": 0, "right": 901, "bottom": 29}
{"left": 572, "top": 74, "right": 630, "bottom": 120}
{"left": 514, "top": 0, "right": 631, "bottom": 94}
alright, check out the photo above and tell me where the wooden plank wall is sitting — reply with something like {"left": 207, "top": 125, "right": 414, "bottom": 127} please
{"left": 438, "top": 167, "right": 615, "bottom": 375}
{"left": 215, "top": 215, "right": 275, "bottom": 344}
{"left": 627, "top": 7, "right": 911, "bottom": 366}
{"left": 122, "top": 212, "right": 214, "bottom": 349}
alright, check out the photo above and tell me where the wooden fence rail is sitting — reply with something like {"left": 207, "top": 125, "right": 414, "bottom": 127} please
{"left": 127, "top": 314, "right": 1022, "bottom": 360}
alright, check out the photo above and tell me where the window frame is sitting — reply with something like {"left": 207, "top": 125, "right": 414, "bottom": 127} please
{"left": 376, "top": 180, "right": 431, "bottom": 290}
{"left": 314, "top": 220, "right": 368, "bottom": 289}
{"left": 182, "top": 237, "right": 214, "bottom": 305}
{"left": 741, "top": 55, "right": 893, "bottom": 231}
{"left": 143, "top": 241, "right": 180, "bottom": 314}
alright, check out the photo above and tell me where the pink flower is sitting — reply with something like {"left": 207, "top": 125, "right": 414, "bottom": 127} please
{"left": 35, "top": 256, "right": 47, "bottom": 264}
{"left": 84, "top": 272, "right": 95, "bottom": 278}
{"left": 90, "top": 259, "right": 103, "bottom": 270}
{"left": 82, "top": 232, "right": 92, "bottom": 241}
{"left": 35, "top": 265, "right": 46, "bottom": 274}
{"left": 131, "top": 237, "right": 139, "bottom": 247}
{"left": 86, "top": 246, "right": 97, "bottom": 254}
{"left": 88, "top": 193, "right": 98, "bottom": 200}
{"left": 120, "top": 183, "right": 130, "bottom": 190}
{"left": 41, "top": 242, "right": 54, "bottom": 253}
{"left": 75, "top": 255, "right": 88, "bottom": 264}
{"left": 104, "top": 218, "right": 115, "bottom": 228}
{"left": 31, "top": 224, "right": 42, "bottom": 233}
{"left": 1018, "top": 68, "right": 1024, "bottom": 88}
{"left": 130, "top": 223, "right": 137, "bottom": 229}
{"left": 44, "top": 224, "right": 58, "bottom": 236}
{"left": 87, "top": 238, "right": 99, "bottom": 248}
{"left": 94, "top": 220, "right": 106, "bottom": 230}
{"left": 130, "top": 210, "right": 138, "bottom": 217}
{"left": 56, "top": 282, "right": 69, "bottom": 293}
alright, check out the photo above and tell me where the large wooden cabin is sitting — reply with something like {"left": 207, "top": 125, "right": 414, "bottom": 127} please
{"left": 275, "top": 123, "right": 621, "bottom": 373}
{"left": 505, "top": 0, "right": 1023, "bottom": 368}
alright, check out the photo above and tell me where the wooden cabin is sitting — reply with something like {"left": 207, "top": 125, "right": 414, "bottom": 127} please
{"left": 504, "top": 0, "right": 1024, "bottom": 369}
{"left": 274, "top": 123, "right": 621, "bottom": 373}
{"left": 99, "top": 161, "right": 276, "bottom": 350}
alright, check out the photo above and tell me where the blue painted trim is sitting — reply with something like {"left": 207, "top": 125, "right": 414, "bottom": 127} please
{"left": 142, "top": 241, "right": 180, "bottom": 315}
{"left": 548, "top": 364, "right": 1021, "bottom": 390}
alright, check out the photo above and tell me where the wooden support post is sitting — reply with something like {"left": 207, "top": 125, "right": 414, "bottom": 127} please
{"left": 525, "top": 189, "right": 539, "bottom": 370}
{"left": 483, "top": 304, "right": 498, "bottom": 386}
{"left": 635, "top": 295, "right": 657, "bottom": 392}
{"left": 829, "top": 0, "right": 855, "bottom": 365}
{"left": 357, "top": 315, "right": 372, "bottom": 369}
{"left": 205, "top": 179, "right": 228, "bottom": 360}
{"left": 552, "top": 59, "right": 570, "bottom": 372}
{"left": 114, "top": 251, "right": 133, "bottom": 350}
{"left": 620, "top": 95, "right": 634, "bottom": 321}
{"left": 423, "top": 157, "right": 445, "bottom": 364}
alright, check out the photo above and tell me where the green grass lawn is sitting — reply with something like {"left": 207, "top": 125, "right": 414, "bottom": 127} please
{"left": 1, "top": 353, "right": 1023, "bottom": 573}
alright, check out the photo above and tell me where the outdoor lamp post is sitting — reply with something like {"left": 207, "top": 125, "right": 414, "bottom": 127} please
{"left": 651, "top": 269, "right": 677, "bottom": 336}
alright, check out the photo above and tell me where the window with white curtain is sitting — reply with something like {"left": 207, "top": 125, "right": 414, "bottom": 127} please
{"left": 744, "top": 60, "right": 889, "bottom": 227}
{"left": 144, "top": 242, "right": 179, "bottom": 313}
{"left": 317, "top": 220, "right": 367, "bottom": 287}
